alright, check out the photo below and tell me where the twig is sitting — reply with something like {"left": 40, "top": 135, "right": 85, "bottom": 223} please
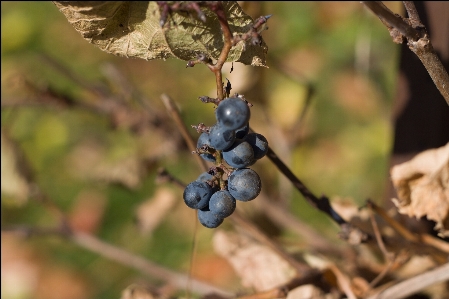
{"left": 402, "top": 1, "right": 422, "bottom": 28}
{"left": 367, "top": 262, "right": 449, "bottom": 299}
{"left": 361, "top": 1, "right": 449, "bottom": 104}
{"left": 361, "top": 2, "right": 421, "bottom": 41}
{"left": 264, "top": 146, "right": 370, "bottom": 244}
{"left": 368, "top": 200, "right": 449, "bottom": 254}
{"left": 367, "top": 204, "right": 395, "bottom": 289}
{"left": 160, "top": 93, "right": 209, "bottom": 171}
{"left": 256, "top": 194, "right": 337, "bottom": 251}
{"left": 2, "top": 226, "right": 231, "bottom": 297}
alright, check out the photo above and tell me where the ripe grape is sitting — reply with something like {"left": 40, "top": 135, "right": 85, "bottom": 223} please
{"left": 223, "top": 139, "right": 254, "bottom": 168}
{"left": 227, "top": 168, "right": 261, "bottom": 201}
{"left": 245, "top": 133, "right": 268, "bottom": 160}
{"left": 183, "top": 181, "right": 214, "bottom": 209}
{"left": 197, "top": 132, "right": 215, "bottom": 162}
{"left": 209, "top": 190, "right": 236, "bottom": 218}
{"left": 215, "top": 97, "right": 250, "bottom": 131}
{"left": 208, "top": 124, "right": 236, "bottom": 151}
{"left": 198, "top": 206, "right": 224, "bottom": 228}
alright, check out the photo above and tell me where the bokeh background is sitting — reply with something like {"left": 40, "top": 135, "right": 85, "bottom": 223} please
{"left": 2, "top": 2, "right": 402, "bottom": 298}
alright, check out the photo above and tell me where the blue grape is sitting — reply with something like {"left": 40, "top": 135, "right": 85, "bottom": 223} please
{"left": 223, "top": 139, "right": 254, "bottom": 168}
{"left": 215, "top": 97, "right": 250, "bottom": 131}
{"left": 198, "top": 206, "right": 224, "bottom": 228}
{"left": 209, "top": 124, "right": 236, "bottom": 151}
{"left": 227, "top": 168, "right": 261, "bottom": 201}
{"left": 197, "top": 132, "right": 215, "bottom": 162}
{"left": 209, "top": 190, "right": 236, "bottom": 218}
{"left": 183, "top": 181, "right": 214, "bottom": 209}
{"left": 235, "top": 123, "right": 249, "bottom": 139}
{"left": 245, "top": 133, "right": 268, "bottom": 160}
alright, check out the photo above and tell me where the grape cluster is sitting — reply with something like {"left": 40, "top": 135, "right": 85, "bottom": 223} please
{"left": 183, "top": 97, "right": 268, "bottom": 228}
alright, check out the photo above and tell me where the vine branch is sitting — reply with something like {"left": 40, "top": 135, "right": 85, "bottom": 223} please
{"left": 361, "top": 1, "right": 449, "bottom": 105}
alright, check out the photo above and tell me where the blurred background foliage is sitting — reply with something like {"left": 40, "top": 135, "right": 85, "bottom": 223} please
{"left": 2, "top": 2, "right": 402, "bottom": 298}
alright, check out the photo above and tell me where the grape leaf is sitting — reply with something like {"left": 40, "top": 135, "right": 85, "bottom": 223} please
{"left": 53, "top": 1, "right": 268, "bottom": 66}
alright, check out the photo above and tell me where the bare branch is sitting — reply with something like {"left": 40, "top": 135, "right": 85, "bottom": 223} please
{"left": 2, "top": 226, "right": 231, "bottom": 297}
{"left": 263, "top": 145, "right": 371, "bottom": 244}
{"left": 361, "top": 2, "right": 421, "bottom": 41}
{"left": 367, "top": 262, "right": 449, "bottom": 299}
{"left": 160, "top": 93, "right": 209, "bottom": 171}
{"left": 402, "top": 1, "right": 422, "bottom": 28}
{"left": 361, "top": 1, "right": 449, "bottom": 104}
{"left": 368, "top": 200, "right": 449, "bottom": 254}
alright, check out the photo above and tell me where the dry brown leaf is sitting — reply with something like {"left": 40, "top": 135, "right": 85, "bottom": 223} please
{"left": 391, "top": 143, "right": 449, "bottom": 237}
{"left": 213, "top": 230, "right": 296, "bottom": 292}
{"left": 53, "top": 1, "right": 267, "bottom": 66}
{"left": 135, "top": 187, "right": 176, "bottom": 235}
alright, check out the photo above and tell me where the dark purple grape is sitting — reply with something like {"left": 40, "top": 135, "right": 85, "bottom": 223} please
{"left": 198, "top": 206, "right": 224, "bottom": 228}
{"left": 209, "top": 124, "right": 235, "bottom": 151}
{"left": 223, "top": 139, "right": 254, "bottom": 168}
{"left": 197, "top": 132, "right": 215, "bottom": 162}
{"left": 209, "top": 190, "right": 236, "bottom": 218}
{"left": 227, "top": 168, "right": 261, "bottom": 201}
{"left": 235, "top": 123, "right": 249, "bottom": 139}
{"left": 245, "top": 133, "right": 268, "bottom": 160}
{"left": 183, "top": 181, "right": 214, "bottom": 209}
{"left": 215, "top": 97, "right": 250, "bottom": 131}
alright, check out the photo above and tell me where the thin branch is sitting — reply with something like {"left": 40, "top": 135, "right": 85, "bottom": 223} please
{"left": 2, "top": 226, "right": 231, "bottom": 297}
{"left": 257, "top": 194, "right": 336, "bottom": 251}
{"left": 235, "top": 271, "right": 324, "bottom": 299}
{"left": 160, "top": 93, "right": 209, "bottom": 171}
{"left": 368, "top": 200, "right": 449, "bottom": 254}
{"left": 367, "top": 262, "right": 449, "bottom": 299}
{"left": 402, "top": 1, "right": 422, "bottom": 28}
{"left": 264, "top": 145, "right": 370, "bottom": 244}
{"left": 367, "top": 204, "right": 395, "bottom": 289}
{"left": 361, "top": 2, "right": 421, "bottom": 41}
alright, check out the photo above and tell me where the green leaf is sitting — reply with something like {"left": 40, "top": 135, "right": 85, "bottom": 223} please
{"left": 53, "top": 1, "right": 268, "bottom": 66}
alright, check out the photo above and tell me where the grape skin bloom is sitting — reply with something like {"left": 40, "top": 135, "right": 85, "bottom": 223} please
{"left": 228, "top": 168, "right": 261, "bottom": 201}
{"left": 198, "top": 206, "right": 224, "bottom": 228}
{"left": 215, "top": 97, "right": 250, "bottom": 131}
{"left": 209, "top": 190, "right": 236, "bottom": 218}
{"left": 183, "top": 181, "right": 214, "bottom": 209}
{"left": 223, "top": 139, "right": 254, "bottom": 168}
{"left": 208, "top": 124, "right": 236, "bottom": 151}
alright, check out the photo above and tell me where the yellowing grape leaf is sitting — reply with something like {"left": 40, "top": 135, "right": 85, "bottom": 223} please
{"left": 391, "top": 143, "right": 449, "bottom": 237}
{"left": 53, "top": 1, "right": 268, "bottom": 66}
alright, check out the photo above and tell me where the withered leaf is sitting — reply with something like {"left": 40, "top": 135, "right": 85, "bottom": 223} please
{"left": 391, "top": 143, "right": 449, "bottom": 237}
{"left": 213, "top": 230, "right": 296, "bottom": 291}
{"left": 53, "top": 1, "right": 267, "bottom": 66}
